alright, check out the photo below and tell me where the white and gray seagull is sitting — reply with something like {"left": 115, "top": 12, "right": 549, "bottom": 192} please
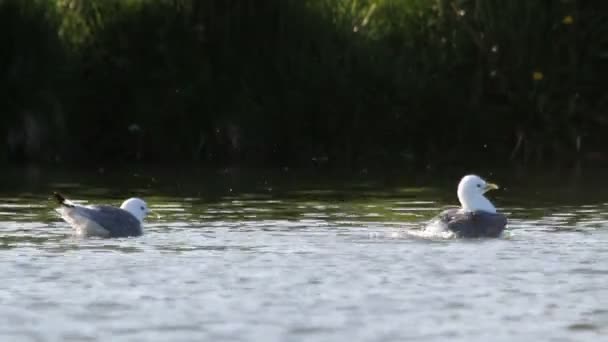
{"left": 430, "top": 174, "right": 507, "bottom": 238}
{"left": 53, "top": 193, "right": 149, "bottom": 238}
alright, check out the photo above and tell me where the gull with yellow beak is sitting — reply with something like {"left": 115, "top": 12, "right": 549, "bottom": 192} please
{"left": 430, "top": 175, "right": 507, "bottom": 238}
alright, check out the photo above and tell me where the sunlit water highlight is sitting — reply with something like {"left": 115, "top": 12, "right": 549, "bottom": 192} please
{"left": 1, "top": 168, "right": 608, "bottom": 341}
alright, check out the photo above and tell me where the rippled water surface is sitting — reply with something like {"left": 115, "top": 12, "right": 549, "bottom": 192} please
{"left": 1, "top": 167, "right": 608, "bottom": 341}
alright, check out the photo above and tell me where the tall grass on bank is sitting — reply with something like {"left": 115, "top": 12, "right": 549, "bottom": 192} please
{"left": 1, "top": 0, "right": 607, "bottom": 167}
{"left": 449, "top": 0, "right": 608, "bottom": 163}
{"left": 0, "top": 0, "right": 66, "bottom": 161}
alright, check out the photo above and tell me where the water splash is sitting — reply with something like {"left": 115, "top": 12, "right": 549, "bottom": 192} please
{"left": 403, "top": 219, "right": 456, "bottom": 239}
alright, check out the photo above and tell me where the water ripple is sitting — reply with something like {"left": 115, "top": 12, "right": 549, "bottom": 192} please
{"left": 0, "top": 184, "right": 607, "bottom": 342}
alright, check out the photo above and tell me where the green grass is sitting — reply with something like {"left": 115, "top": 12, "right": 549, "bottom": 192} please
{"left": 1, "top": 0, "right": 606, "bottom": 167}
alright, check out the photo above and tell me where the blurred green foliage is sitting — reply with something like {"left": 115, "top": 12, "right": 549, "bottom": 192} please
{"left": 1, "top": 0, "right": 606, "bottom": 167}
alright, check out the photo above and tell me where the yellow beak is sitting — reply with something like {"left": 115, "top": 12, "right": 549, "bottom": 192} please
{"left": 484, "top": 182, "right": 499, "bottom": 192}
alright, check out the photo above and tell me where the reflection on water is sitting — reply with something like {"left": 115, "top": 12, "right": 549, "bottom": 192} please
{"left": 1, "top": 167, "right": 608, "bottom": 341}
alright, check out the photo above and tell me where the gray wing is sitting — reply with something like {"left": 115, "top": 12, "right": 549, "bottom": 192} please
{"left": 77, "top": 205, "right": 142, "bottom": 237}
{"left": 438, "top": 208, "right": 507, "bottom": 238}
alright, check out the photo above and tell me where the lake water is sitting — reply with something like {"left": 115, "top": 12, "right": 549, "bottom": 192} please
{"left": 1, "top": 166, "right": 607, "bottom": 341}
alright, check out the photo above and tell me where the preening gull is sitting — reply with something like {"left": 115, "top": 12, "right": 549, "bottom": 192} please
{"left": 53, "top": 193, "right": 149, "bottom": 238}
{"left": 429, "top": 175, "right": 507, "bottom": 238}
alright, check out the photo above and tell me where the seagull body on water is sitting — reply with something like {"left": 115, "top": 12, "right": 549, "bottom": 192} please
{"left": 430, "top": 175, "right": 507, "bottom": 238}
{"left": 53, "top": 193, "right": 149, "bottom": 238}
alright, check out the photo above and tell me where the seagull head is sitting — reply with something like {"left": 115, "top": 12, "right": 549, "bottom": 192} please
{"left": 457, "top": 175, "right": 499, "bottom": 213}
{"left": 121, "top": 197, "right": 150, "bottom": 222}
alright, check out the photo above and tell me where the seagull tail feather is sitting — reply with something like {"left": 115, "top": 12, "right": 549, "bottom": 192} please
{"left": 52, "top": 192, "right": 74, "bottom": 208}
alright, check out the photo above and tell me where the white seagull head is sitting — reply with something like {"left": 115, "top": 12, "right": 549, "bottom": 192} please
{"left": 457, "top": 174, "right": 499, "bottom": 213}
{"left": 120, "top": 197, "right": 150, "bottom": 222}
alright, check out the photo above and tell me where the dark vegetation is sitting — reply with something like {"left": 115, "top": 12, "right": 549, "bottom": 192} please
{"left": 1, "top": 0, "right": 607, "bottom": 168}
